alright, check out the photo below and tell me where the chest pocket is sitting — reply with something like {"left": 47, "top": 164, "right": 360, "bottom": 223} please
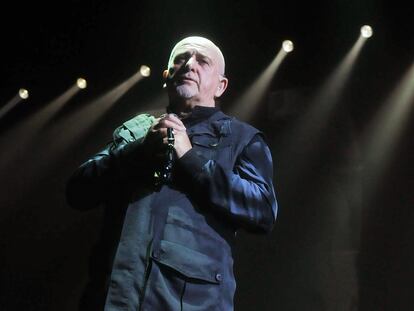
{"left": 190, "top": 119, "right": 233, "bottom": 166}
{"left": 191, "top": 134, "right": 219, "bottom": 159}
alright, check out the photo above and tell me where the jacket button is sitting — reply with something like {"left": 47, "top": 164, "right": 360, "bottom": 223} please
{"left": 215, "top": 273, "right": 222, "bottom": 282}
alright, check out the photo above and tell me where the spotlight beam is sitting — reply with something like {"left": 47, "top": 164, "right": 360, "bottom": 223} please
{"left": 361, "top": 59, "right": 414, "bottom": 197}
{"left": 230, "top": 42, "right": 292, "bottom": 120}
{"left": 287, "top": 29, "right": 370, "bottom": 141}
{"left": 0, "top": 82, "right": 83, "bottom": 169}
{"left": 0, "top": 88, "right": 30, "bottom": 120}
{"left": 308, "top": 34, "right": 367, "bottom": 127}
{"left": 278, "top": 28, "right": 372, "bottom": 186}
{"left": 295, "top": 25, "right": 373, "bottom": 139}
{"left": 56, "top": 67, "right": 150, "bottom": 149}
{"left": 0, "top": 94, "right": 23, "bottom": 120}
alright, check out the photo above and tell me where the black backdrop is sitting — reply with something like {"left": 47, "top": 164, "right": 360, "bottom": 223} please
{"left": 1, "top": 1, "right": 413, "bottom": 310}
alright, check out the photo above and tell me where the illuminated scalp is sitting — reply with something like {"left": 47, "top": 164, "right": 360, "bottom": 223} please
{"left": 167, "top": 36, "right": 225, "bottom": 75}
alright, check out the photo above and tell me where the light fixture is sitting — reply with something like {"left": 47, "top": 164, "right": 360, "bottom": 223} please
{"left": 282, "top": 40, "right": 294, "bottom": 53}
{"left": 18, "top": 88, "right": 29, "bottom": 99}
{"left": 77, "top": 78, "right": 87, "bottom": 89}
{"left": 360, "top": 25, "right": 373, "bottom": 38}
{"left": 140, "top": 65, "right": 151, "bottom": 77}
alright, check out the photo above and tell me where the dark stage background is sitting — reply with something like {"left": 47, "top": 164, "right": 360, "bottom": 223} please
{"left": 1, "top": 1, "right": 413, "bottom": 310}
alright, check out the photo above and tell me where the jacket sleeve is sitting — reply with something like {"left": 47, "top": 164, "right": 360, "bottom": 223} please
{"left": 177, "top": 134, "right": 278, "bottom": 233}
{"left": 66, "top": 114, "right": 157, "bottom": 210}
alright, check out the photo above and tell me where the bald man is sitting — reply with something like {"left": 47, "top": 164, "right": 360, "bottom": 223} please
{"left": 66, "top": 36, "right": 277, "bottom": 311}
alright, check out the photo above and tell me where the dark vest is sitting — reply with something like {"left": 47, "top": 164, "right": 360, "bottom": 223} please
{"left": 103, "top": 110, "right": 260, "bottom": 310}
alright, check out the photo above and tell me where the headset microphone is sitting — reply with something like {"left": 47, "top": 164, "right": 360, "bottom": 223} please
{"left": 162, "top": 68, "right": 176, "bottom": 88}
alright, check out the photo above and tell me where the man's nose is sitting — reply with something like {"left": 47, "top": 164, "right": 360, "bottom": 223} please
{"left": 184, "top": 54, "right": 196, "bottom": 70}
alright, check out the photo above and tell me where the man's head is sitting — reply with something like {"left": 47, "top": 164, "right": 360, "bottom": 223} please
{"left": 164, "top": 36, "right": 228, "bottom": 110}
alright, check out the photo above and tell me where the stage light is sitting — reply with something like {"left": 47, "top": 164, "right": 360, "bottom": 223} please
{"left": 77, "top": 78, "right": 87, "bottom": 89}
{"left": 360, "top": 25, "right": 373, "bottom": 38}
{"left": 18, "top": 88, "right": 29, "bottom": 99}
{"left": 282, "top": 40, "right": 294, "bottom": 53}
{"left": 140, "top": 65, "right": 151, "bottom": 77}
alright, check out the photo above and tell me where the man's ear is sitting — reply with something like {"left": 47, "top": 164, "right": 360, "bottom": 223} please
{"left": 162, "top": 69, "right": 169, "bottom": 80}
{"left": 215, "top": 76, "right": 228, "bottom": 97}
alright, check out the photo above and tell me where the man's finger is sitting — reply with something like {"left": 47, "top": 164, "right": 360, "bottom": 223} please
{"left": 156, "top": 119, "right": 186, "bottom": 131}
{"left": 162, "top": 114, "right": 186, "bottom": 128}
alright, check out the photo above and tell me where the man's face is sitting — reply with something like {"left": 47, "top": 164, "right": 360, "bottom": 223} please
{"left": 167, "top": 37, "right": 227, "bottom": 106}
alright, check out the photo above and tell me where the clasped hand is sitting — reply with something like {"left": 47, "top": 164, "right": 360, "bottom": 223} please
{"left": 143, "top": 114, "right": 192, "bottom": 159}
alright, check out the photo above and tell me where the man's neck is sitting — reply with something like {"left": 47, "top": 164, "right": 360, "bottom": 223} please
{"left": 167, "top": 98, "right": 215, "bottom": 116}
